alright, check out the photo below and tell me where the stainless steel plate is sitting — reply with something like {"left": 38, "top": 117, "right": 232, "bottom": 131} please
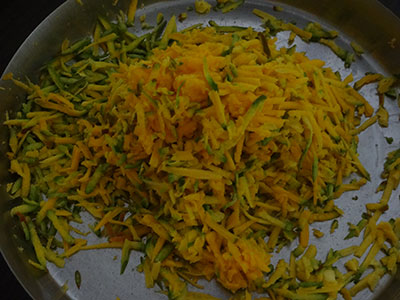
{"left": 1, "top": 0, "right": 400, "bottom": 299}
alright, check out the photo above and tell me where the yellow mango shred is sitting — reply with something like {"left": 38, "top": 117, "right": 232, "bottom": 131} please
{"left": 5, "top": 6, "right": 400, "bottom": 300}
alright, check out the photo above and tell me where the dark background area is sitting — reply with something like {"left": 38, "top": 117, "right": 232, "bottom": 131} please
{"left": 0, "top": 0, "right": 66, "bottom": 75}
{"left": 0, "top": 0, "right": 399, "bottom": 299}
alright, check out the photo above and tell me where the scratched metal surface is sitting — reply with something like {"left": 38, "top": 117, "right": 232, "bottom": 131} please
{"left": 1, "top": 0, "right": 400, "bottom": 299}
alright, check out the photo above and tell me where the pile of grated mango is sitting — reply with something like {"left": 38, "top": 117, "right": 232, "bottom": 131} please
{"left": 4, "top": 2, "right": 400, "bottom": 300}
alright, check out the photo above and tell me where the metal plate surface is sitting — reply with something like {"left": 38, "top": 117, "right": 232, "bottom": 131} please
{"left": 1, "top": 0, "right": 400, "bottom": 299}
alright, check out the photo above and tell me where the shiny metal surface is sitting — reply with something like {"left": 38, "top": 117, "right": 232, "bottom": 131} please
{"left": 1, "top": 0, "right": 400, "bottom": 299}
